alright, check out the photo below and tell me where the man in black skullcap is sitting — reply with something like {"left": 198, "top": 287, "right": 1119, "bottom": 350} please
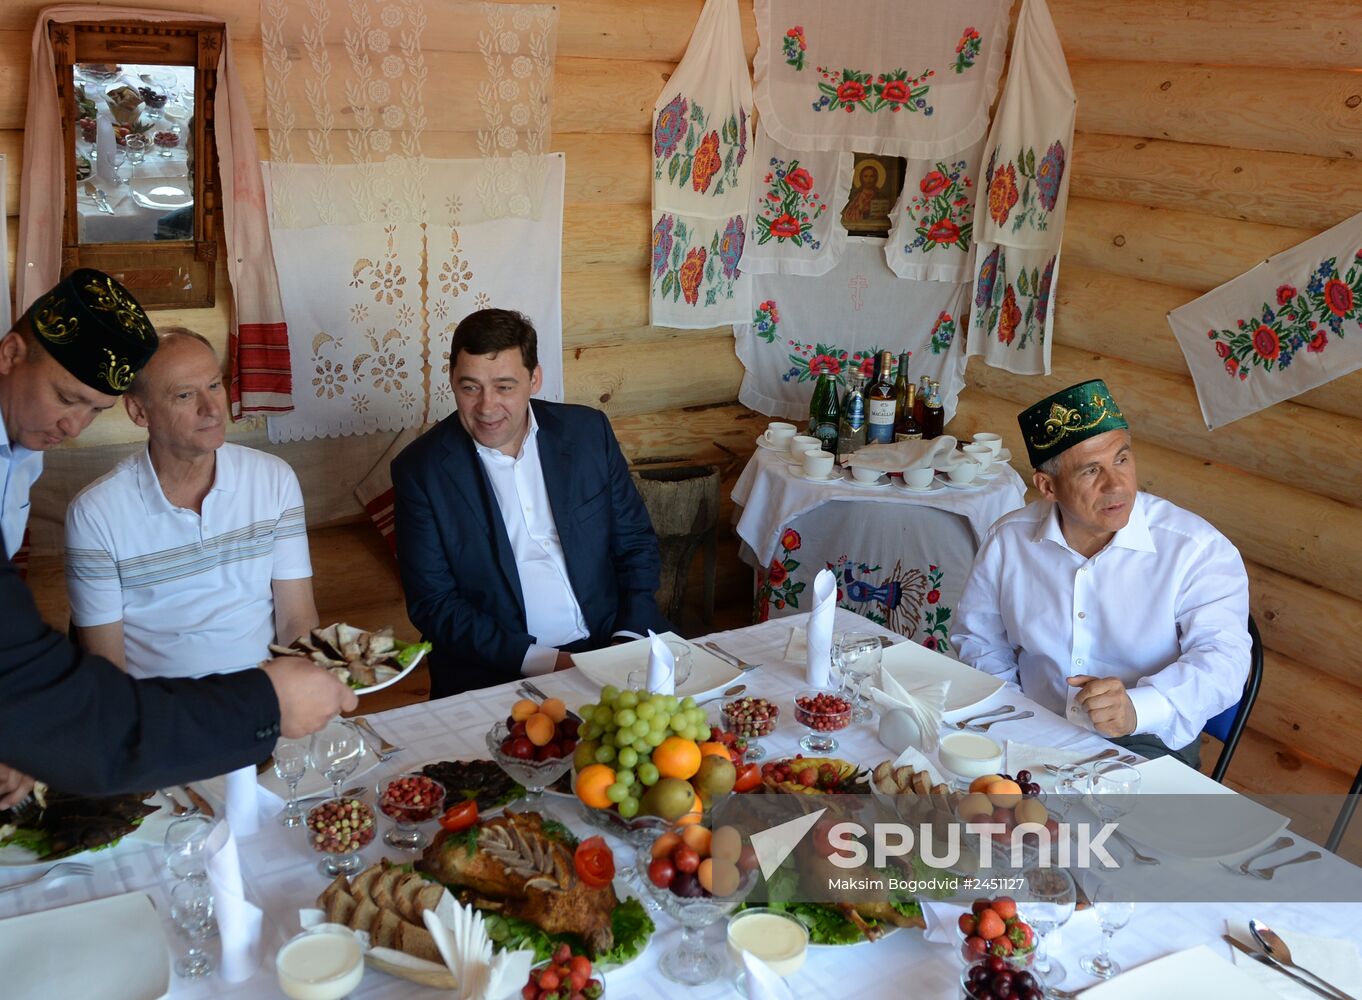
{"left": 0, "top": 269, "right": 357, "bottom": 808}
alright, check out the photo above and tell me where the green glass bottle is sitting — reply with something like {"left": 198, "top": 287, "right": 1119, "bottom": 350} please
{"left": 809, "top": 368, "right": 841, "bottom": 453}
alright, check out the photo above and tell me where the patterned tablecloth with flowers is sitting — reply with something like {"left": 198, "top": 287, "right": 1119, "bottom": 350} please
{"left": 732, "top": 447, "right": 1026, "bottom": 647}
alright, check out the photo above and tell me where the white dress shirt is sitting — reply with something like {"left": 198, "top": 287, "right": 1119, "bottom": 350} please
{"left": 473, "top": 410, "right": 590, "bottom": 677}
{"left": 0, "top": 408, "right": 43, "bottom": 559}
{"left": 951, "top": 492, "right": 1251, "bottom": 750}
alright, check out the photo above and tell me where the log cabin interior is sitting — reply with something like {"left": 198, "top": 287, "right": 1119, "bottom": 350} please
{"left": 3, "top": 1, "right": 1362, "bottom": 989}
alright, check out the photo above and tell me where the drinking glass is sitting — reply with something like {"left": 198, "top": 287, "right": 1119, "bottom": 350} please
{"left": 124, "top": 133, "right": 147, "bottom": 165}
{"left": 832, "top": 631, "right": 881, "bottom": 722}
{"left": 164, "top": 813, "right": 214, "bottom": 883}
{"left": 158, "top": 124, "right": 181, "bottom": 157}
{"left": 1080, "top": 884, "right": 1135, "bottom": 979}
{"left": 1084, "top": 761, "right": 1142, "bottom": 823}
{"left": 1019, "top": 864, "right": 1076, "bottom": 983}
{"left": 274, "top": 739, "right": 309, "bottom": 827}
{"left": 169, "top": 879, "right": 215, "bottom": 979}
{"left": 309, "top": 720, "right": 366, "bottom": 798}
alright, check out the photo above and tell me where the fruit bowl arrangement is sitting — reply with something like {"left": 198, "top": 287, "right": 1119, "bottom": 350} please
{"left": 955, "top": 771, "right": 1057, "bottom": 841}
{"left": 488, "top": 719, "right": 573, "bottom": 814}
{"left": 960, "top": 956, "right": 1048, "bottom": 999}
{"left": 523, "top": 945, "right": 605, "bottom": 1000}
{"left": 957, "top": 896, "right": 1037, "bottom": 967}
{"left": 376, "top": 773, "right": 446, "bottom": 850}
{"left": 759, "top": 756, "right": 870, "bottom": 795}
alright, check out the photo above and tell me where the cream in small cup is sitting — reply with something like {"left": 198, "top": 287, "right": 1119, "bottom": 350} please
{"left": 802, "top": 449, "right": 836, "bottom": 479}
{"left": 946, "top": 459, "right": 981, "bottom": 484}
{"left": 276, "top": 925, "right": 364, "bottom": 1000}
{"left": 850, "top": 464, "right": 882, "bottom": 483}
{"left": 972, "top": 432, "right": 1003, "bottom": 457}
{"left": 788, "top": 434, "right": 821, "bottom": 456}
{"left": 962, "top": 444, "right": 994, "bottom": 471}
{"left": 763, "top": 421, "right": 797, "bottom": 448}
{"left": 903, "top": 466, "right": 935, "bottom": 489}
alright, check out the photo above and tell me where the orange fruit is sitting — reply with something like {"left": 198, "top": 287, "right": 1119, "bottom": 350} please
{"left": 511, "top": 699, "right": 539, "bottom": 722}
{"left": 985, "top": 779, "right": 1023, "bottom": 808}
{"left": 539, "top": 698, "right": 567, "bottom": 723}
{"left": 653, "top": 737, "right": 703, "bottom": 780}
{"left": 697, "top": 741, "right": 733, "bottom": 762}
{"left": 651, "top": 831, "right": 683, "bottom": 860}
{"left": 969, "top": 773, "right": 1004, "bottom": 794}
{"left": 697, "top": 857, "right": 715, "bottom": 893}
{"left": 576, "top": 763, "right": 617, "bottom": 809}
{"left": 681, "top": 824, "right": 712, "bottom": 856}
{"left": 525, "top": 712, "right": 556, "bottom": 747}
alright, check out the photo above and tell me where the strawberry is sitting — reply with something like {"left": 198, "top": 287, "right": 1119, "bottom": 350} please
{"left": 972, "top": 898, "right": 993, "bottom": 916}
{"left": 976, "top": 909, "right": 1006, "bottom": 941}
{"left": 958, "top": 914, "right": 979, "bottom": 936}
{"left": 992, "top": 896, "right": 1018, "bottom": 920}
{"left": 964, "top": 935, "right": 989, "bottom": 958}
{"left": 1009, "top": 922, "right": 1035, "bottom": 950}
{"left": 988, "top": 935, "right": 1014, "bottom": 956}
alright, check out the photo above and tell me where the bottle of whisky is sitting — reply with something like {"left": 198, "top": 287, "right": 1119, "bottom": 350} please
{"left": 837, "top": 374, "right": 868, "bottom": 460}
{"left": 892, "top": 350, "right": 912, "bottom": 422}
{"left": 894, "top": 354, "right": 923, "bottom": 442}
{"left": 865, "top": 350, "right": 897, "bottom": 445}
{"left": 914, "top": 375, "right": 930, "bottom": 428}
{"left": 921, "top": 379, "right": 945, "bottom": 439}
{"left": 810, "top": 369, "right": 842, "bottom": 453}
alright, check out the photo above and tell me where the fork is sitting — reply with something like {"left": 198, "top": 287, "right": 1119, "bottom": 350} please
{"left": 1237, "top": 850, "right": 1322, "bottom": 881}
{"left": 703, "top": 641, "right": 762, "bottom": 671}
{"left": 957, "top": 711, "right": 1035, "bottom": 732}
{"left": 518, "top": 680, "right": 584, "bottom": 724}
{"left": 1111, "top": 829, "right": 1160, "bottom": 866}
{"left": 1216, "top": 836, "right": 1295, "bottom": 879}
{"left": 0, "top": 861, "right": 95, "bottom": 893}
{"left": 352, "top": 716, "right": 404, "bottom": 761}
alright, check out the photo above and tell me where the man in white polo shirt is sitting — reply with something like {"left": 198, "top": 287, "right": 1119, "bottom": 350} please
{"left": 65, "top": 329, "right": 320, "bottom": 678}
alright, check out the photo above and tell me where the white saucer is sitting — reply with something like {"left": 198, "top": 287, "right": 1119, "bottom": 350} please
{"left": 897, "top": 478, "right": 945, "bottom": 493}
{"left": 844, "top": 473, "right": 892, "bottom": 489}
{"left": 939, "top": 475, "right": 984, "bottom": 490}
{"left": 792, "top": 468, "right": 845, "bottom": 484}
{"left": 755, "top": 435, "right": 792, "bottom": 453}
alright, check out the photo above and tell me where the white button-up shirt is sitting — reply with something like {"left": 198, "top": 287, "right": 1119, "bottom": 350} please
{"left": 0, "top": 408, "right": 43, "bottom": 559}
{"left": 473, "top": 410, "right": 589, "bottom": 677}
{"left": 951, "top": 492, "right": 1251, "bottom": 750}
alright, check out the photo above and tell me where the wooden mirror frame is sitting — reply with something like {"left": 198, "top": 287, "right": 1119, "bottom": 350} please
{"left": 49, "top": 20, "right": 221, "bottom": 309}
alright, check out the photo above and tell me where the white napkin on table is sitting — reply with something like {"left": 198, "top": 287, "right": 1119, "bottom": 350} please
{"left": 425, "top": 901, "right": 534, "bottom": 1000}
{"left": 95, "top": 116, "right": 117, "bottom": 185}
{"left": 225, "top": 765, "right": 261, "bottom": 838}
{"left": 646, "top": 629, "right": 675, "bottom": 695}
{"left": 805, "top": 569, "right": 837, "bottom": 688}
{"left": 1005, "top": 740, "right": 1097, "bottom": 779}
{"left": 847, "top": 435, "right": 958, "bottom": 472}
{"left": 868, "top": 670, "right": 948, "bottom": 754}
{"left": 1226, "top": 920, "right": 1362, "bottom": 999}
{"left": 742, "top": 951, "right": 795, "bottom": 1000}
{"left": 205, "top": 819, "right": 262, "bottom": 983}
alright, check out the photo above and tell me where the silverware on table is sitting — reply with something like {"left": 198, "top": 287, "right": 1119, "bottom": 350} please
{"left": 702, "top": 641, "right": 762, "bottom": 672}
{"left": 1238, "top": 851, "right": 1324, "bottom": 882}
{"left": 1216, "top": 836, "right": 1294, "bottom": 878}
{"left": 518, "top": 680, "right": 584, "bottom": 723}
{"left": 1226, "top": 933, "right": 1353, "bottom": 1000}
{"left": 1111, "top": 829, "right": 1160, "bottom": 866}
{"left": 83, "top": 181, "right": 115, "bottom": 214}
{"left": 352, "top": 716, "right": 404, "bottom": 761}
{"left": 954, "top": 704, "right": 1017, "bottom": 727}
{"left": 957, "top": 711, "right": 1035, "bottom": 732}
{"left": 0, "top": 861, "right": 94, "bottom": 893}
{"left": 298, "top": 783, "right": 367, "bottom": 803}
{"left": 181, "top": 786, "right": 215, "bottom": 818}
{"left": 1250, "top": 920, "right": 1356, "bottom": 1000}
{"left": 698, "top": 683, "right": 746, "bottom": 706}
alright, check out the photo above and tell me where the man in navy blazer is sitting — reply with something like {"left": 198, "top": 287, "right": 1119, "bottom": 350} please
{"left": 392, "top": 309, "right": 670, "bottom": 698}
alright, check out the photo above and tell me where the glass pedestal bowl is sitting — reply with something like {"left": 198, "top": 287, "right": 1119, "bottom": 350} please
{"left": 305, "top": 797, "right": 376, "bottom": 876}
{"left": 487, "top": 721, "right": 573, "bottom": 814}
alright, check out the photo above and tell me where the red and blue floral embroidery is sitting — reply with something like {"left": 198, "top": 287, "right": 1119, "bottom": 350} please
{"left": 782, "top": 26, "right": 807, "bottom": 71}
{"left": 752, "top": 299, "right": 781, "bottom": 343}
{"left": 902, "top": 158, "right": 974, "bottom": 257}
{"left": 756, "top": 528, "right": 806, "bottom": 620}
{"left": 654, "top": 214, "right": 746, "bottom": 307}
{"left": 814, "top": 66, "right": 935, "bottom": 116}
{"left": 953, "top": 27, "right": 982, "bottom": 74}
{"left": 986, "top": 141, "right": 1066, "bottom": 233}
{"left": 782, "top": 341, "right": 885, "bottom": 384}
{"left": 654, "top": 95, "right": 747, "bottom": 196}
{"left": 929, "top": 311, "right": 957, "bottom": 355}
{"left": 755, "top": 156, "right": 828, "bottom": 248}
{"left": 975, "top": 247, "right": 1056, "bottom": 351}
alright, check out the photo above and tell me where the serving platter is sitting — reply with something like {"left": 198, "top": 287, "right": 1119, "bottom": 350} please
{"left": 0, "top": 791, "right": 174, "bottom": 869}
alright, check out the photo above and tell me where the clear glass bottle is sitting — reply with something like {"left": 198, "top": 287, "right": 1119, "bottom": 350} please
{"left": 837, "top": 374, "right": 868, "bottom": 460}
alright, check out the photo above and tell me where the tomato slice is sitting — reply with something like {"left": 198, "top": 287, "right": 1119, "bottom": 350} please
{"left": 438, "top": 800, "right": 478, "bottom": 832}
{"left": 573, "top": 835, "right": 615, "bottom": 888}
{"left": 734, "top": 763, "right": 762, "bottom": 793}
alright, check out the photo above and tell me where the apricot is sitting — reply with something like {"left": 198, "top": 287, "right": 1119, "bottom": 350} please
{"left": 539, "top": 697, "right": 567, "bottom": 723}
{"left": 969, "top": 773, "right": 1004, "bottom": 794}
{"left": 1014, "top": 797, "right": 1049, "bottom": 826}
{"left": 681, "top": 824, "right": 712, "bottom": 856}
{"left": 651, "top": 831, "right": 683, "bottom": 860}
{"left": 525, "top": 712, "right": 556, "bottom": 746}
{"left": 511, "top": 698, "right": 539, "bottom": 722}
{"left": 985, "top": 779, "right": 1023, "bottom": 808}
{"left": 958, "top": 792, "right": 994, "bottom": 822}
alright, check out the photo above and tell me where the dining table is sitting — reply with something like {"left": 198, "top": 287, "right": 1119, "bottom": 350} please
{"left": 2, "top": 609, "right": 1360, "bottom": 999}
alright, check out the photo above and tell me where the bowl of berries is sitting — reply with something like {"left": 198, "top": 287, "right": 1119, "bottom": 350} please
{"left": 957, "top": 896, "right": 1037, "bottom": 967}
{"left": 488, "top": 698, "right": 577, "bottom": 813}
{"left": 792, "top": 688, "right": 852, "bottom": 754}
{"left": 375, "top": 772, "right": 446, "bottom": 851}
{"left": 720, "top": 696, "right": 777, "bottom": 762}
{"left": 960, "top": 956, "right": 1048, "bottom": 999}
{"left": 523, "top": 944, "right": 605, "bottom": 1000}
{"left": 305, "top": 797, "right": 376, "bottom": 876}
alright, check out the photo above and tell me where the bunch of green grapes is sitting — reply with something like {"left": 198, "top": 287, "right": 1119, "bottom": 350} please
{"left": 574, "top": 685, "right": 711, "bottom": 819}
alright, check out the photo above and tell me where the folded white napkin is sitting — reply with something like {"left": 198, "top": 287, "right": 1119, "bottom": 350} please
{"left": 868, "top": 669, "right": 948, "bottom": 754}
{"left": 847, "top": 435, "right": 958, "bottom": 472}
{"left": 205, "top": 820, "right": 262, "bottom": 983}
{"left": 95, "top": 117, "right": 117, "bottom": 185}
{"left": 425, "top": 901, "right": 534, "bottom": 1000}
{"left": 806, "top": 569, "right": 837, "bottom": 688}
{"left": 225, "top": 765, "right": 260, "bottom": 838}
{"left": 1226, "top": 920, "right": 1362, "bottom": 999}
{"left": 743, "top": 951, "right": 795, "bottom": 1000}
{"left": 1005, "top": 740, "right": 1096, "bottom": 779}
{"left": 646, "top": 629, "right": 675, "bottom": 695}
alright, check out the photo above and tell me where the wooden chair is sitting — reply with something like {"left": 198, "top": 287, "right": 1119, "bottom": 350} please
{"left": 1327, "top": 762, "right": 1362, "bottom": 854}
{"left": 1202, "top": 614, "right": 1264, "bottom": 783}
{"left": 631, "top": 465, "right": 721, "bottom": 628}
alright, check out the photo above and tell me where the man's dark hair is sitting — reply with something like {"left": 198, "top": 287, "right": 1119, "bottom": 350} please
{"left": 450, "top": 309, "right": 538, "bottom": 373}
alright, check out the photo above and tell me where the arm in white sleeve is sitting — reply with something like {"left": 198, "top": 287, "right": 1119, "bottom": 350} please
{"left": 1131, "top": 532, "right": 1251, "bottom": 749}
{"left": 950, "top": 532, "right": 1021, "bottom": 683}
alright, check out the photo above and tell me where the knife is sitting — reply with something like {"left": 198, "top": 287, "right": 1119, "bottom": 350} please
{"left": 1222, "top": 935, "right": 1347, "bottom": 1000}
{"left": 181, "top": 785, "right": 216, "bottom": 818}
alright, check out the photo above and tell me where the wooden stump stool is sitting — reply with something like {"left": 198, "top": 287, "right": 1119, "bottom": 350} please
{"left": 631, "top": 465, "right": 721, "bottom": 627}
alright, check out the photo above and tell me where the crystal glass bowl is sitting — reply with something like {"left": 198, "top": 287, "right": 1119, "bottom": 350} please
{"left": 487, "top": 721, "right": 573, "bottom": 813}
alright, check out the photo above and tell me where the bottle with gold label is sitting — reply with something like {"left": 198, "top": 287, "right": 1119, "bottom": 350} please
{"left": 865, "top": 350, "right": 897, "bottom": 445}
{"left": 921, "top": 379, "right": 945, "bottom": 439}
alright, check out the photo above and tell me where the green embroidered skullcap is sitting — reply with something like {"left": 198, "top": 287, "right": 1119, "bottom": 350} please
{"left": 1017, "top": 378, "right": 1129, "bottom": 469}
{"left": 21, "top": 268, "right": 158, "bottom": 394}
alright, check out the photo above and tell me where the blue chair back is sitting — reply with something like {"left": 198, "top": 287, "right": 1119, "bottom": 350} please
{"left": 1203, "top": 615, "right": 1262, "bottom": 782}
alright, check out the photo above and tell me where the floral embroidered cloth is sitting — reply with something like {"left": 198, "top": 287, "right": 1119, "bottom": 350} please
{"left": 651, "top": 0, "right": 754, "bottom": 327}
{"left": 966, "top": 0, "right": 1074, "bottom": 375}
{"left": 738, "top": 126, "right": 852, "bottom": 276}
{"left": 733, "top": 240, "right": 968, "bottom": 421}
{"left": 1167, "top": 212, "right": 1362, "bottom": 429}
{"left": 885, "top": 136, "right": 986, "bottom": 283}
{"left": 753, "top": 0, "right": 1009, "bottom": 159}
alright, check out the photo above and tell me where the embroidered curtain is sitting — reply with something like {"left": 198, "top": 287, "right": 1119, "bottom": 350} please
{"left": 884, "top": 136, "right": 986, "bottom": 283}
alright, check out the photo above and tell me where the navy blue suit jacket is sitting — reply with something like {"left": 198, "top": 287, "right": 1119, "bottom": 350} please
{"left": 391, "top": 400, "right": 669, "bottom": 698}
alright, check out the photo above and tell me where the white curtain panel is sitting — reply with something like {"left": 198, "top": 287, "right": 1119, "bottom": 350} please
{"left": 1169, "top": 212, "right": 1362, "bottom": 429}
{"left": 885, "top": 136, "right": 987, "bottom": 283}
{"left": 650, "top": 0, "right": 755, "bottom": 328}
{"left": 752, "top": 0, "right": 1009, "bottom": 159}
{"left": 966, "top": 0, "right": 1074, "bottom": 376}
{"left": 734, "top": 239, "right": 968, "bottom": 422}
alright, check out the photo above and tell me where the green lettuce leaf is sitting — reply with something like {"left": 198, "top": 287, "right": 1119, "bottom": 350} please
{"left": 482, "top": 897, "right": 653, "bottom": 965}
{"left": 393, "top": 639, "right": 433, "bottom": 668}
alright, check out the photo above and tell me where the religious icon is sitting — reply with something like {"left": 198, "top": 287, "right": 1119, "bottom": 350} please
{"left": 841, "top": 153, "right": 905, "bottom": 237}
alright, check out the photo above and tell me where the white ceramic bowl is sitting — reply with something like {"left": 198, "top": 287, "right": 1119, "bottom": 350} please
{"left": 971, "top": 432, "right": 1003, "bottom": 457}
{"left": 850, "top": 464, "right": 882, "bottom": 483}
{"left": 802, "top": 451, "right": 835, "bottom": 479}
{"left": 938, "top": 732, "right": 1005, "bottom": 780}
{"left": 903, "top": 466, "right": 935, "bottom": 489}
{"left": 947, "top": 460, "right": 981, "bottom": 484}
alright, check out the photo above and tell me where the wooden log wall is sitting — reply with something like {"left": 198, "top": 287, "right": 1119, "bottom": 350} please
{"left": 5, "top": 1, "right": 1360, "bottom": 805}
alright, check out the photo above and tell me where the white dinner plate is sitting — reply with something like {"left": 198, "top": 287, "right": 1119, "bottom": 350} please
{"left": 0, "top": 792, "right": 175, "bottom": 869}
{"left": 128, "top": 175, "right": 192, "bottom": 211}
{"left": 571, "top": 633, "right": 742, "bottom": 701}
{"left": 0, "top": 891, "right": 170, "bottom": 1000}
{"left": 1079, "top": 945, "right": 1277, "bottom": 999}
{"left": 939, "top": 475, "right": 985, "bottom": 490}
{"left": 353, "top": 645, "right": 428, "bottom": 696}
{"left": 879, "top": 641, "right": 1005, "bottom": 713}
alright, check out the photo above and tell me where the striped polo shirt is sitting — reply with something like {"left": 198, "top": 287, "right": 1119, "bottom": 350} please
{"left": 65, "top": 443, "right": 312, "bottom": 679}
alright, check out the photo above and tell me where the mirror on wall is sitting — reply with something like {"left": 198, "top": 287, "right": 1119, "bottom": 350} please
{"left": 51, "top": 21, "right": 221, "bottom": 309}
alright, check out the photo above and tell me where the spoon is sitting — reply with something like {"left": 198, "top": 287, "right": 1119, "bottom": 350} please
{"left": 1250, "top": 918, "right": 1355, "bottom": 999}
{"left": 698, "top": 683, "right": 746, "bottom": 706}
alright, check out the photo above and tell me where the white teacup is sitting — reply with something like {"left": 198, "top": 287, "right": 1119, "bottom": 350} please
{"left": 789, "top": 435, "right": 820, "bottom": 455}
{"left": 802, "top": 449, "right": 835, "bottom": 480}
{"left": 962, "top": 444, "right": 994, "bottom": 470}
{"left": 763, "top": 421, "right": 797, "bottom": 448}
{"left": 946, "top": 459, "right": 981, "bottom": 484}
{"left": 971, "top": 432, "right": 1003, "bottom": 457}
{"left": 903, "top": 466, "right": 935, "bottom": 489}
{"left": 850, "top": 464, "right": 882, "bottom": 483}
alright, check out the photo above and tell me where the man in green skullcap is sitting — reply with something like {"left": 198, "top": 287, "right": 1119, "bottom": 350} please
{"left": 0, "top": 269, "right": 356, "bottom": 808}
{"left": 951, "top": 379, "right": 1251, "bottom": 765}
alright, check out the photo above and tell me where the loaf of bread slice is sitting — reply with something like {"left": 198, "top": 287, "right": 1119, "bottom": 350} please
{"left": 314, "top": 860, "right": 449, "bottom": 965}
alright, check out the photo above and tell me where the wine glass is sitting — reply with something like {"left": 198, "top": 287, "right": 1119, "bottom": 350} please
{"left": 1084, "top": 761, "right": 1142, "bottom": 824}
{"left": 1019, "top": 864, "right": 1076, "bottom": 983}
{"left": 164, "top": 813, "right": 214, "bottom": 883}
{"left": 1080, "top": 883, "right": 1135, "bottom": 979}
{"left": 274, "top": 739, "right": 309, "bottom": 827}
{"left": 169, "top": 879, "right": 216, "bottom": 978}
{"left": 309, "top": 720, "right": 366, "bottom": 799}
{"left": 832, "top": 631, "right": 881, "bottom": 722}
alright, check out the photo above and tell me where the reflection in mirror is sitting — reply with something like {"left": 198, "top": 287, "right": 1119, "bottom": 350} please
{"left": 73, "top": 62, "right": 195, "bottom": 245}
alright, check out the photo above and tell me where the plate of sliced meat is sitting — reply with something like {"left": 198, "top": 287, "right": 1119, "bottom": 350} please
{"left": 269, "top": 622, "right": 431, "bottom": 694}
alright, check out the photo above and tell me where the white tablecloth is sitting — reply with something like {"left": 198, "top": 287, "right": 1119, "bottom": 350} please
{"left": 2, "top": 610, "right": 1359, "bottom": 999}
{"left": 78, "top": 149, "right": 191, "bottom": 243}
